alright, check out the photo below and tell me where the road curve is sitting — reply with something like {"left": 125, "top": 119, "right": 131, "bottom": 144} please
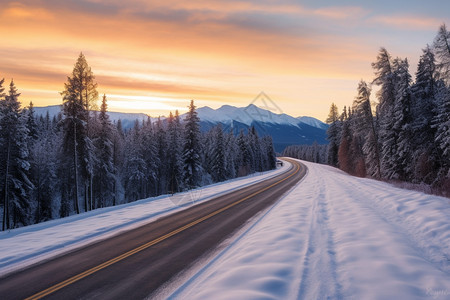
{"left": 0, "top": 158, "right": 306, "bottom": 300}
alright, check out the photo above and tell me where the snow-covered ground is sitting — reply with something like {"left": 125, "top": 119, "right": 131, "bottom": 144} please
{"left": 0, "top": 162, "right": 290, "bottom": 277}
{"left": 168, "top": 160, "right": 450, "bottom": 300}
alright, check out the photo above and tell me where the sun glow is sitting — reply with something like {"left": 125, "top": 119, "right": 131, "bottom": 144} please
{"left": 107, "top": 94, "right": 188, "bottom": 115}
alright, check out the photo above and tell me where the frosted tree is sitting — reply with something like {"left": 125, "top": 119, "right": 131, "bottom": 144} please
{"left": 352, "top": 80, "right": 381, "bottom": 178}
{"left": 326, "top": 103, "right": 341, "bottom": 167}
{"left": 433, "top": 24, "right": 450, "bottom": 190}
{"left": 236, "top": 129, "right": 251, "bottom": 176}
{"left": 60, "top": 54, "right": 97, "bottom": 215}
{"left": 0, "top": 80, "right": 33, "bottom": 230}
{"left": 391, "top": 58, "right": 413, "bottom": 180}
{"left": 112, "top": 119, "right": 125, "bottom": 205}
{"left": 262, "top": 135, "right": 276, "bottom": 170}
{"left": 93, "top": 95, "right": 115, "bottom": 208}
{"left": 31, "top": 111, "right": 60, "bottom": 222}
{"left": 123, "top": 121, "right": 146, "bottom": 202}
{"left": 337, "top": 120, "right": 352, "bottom": 174}
{"left": 155, "top": 117, "right": 167, "bottom": 194}
{"left": 139, "top": 117, "right": 157, "bottom": 197}
{"left": 434, "top": 24, "right": 450, "bottom": 84}
{"left": 410, "top": 46, "right": 439, "bottom": 183}
{"left": 167, "top": 111, "right": 183, "bottom": 194}
{"left": 211, "top": 125, "right": 226, "bottom": 182}
{"left": 182, "top": 100, "right": 202, "bottom": 188}
{"left": 372, "top": 48, "right": 397, "bottom": 179}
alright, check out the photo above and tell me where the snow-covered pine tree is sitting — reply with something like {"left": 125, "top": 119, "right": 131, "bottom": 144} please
{"left": 337, "top": 119, "right": 352, "bottom": 174}
{"left": 92, "top": 95, "right": 115, "bottom": 208}
{"left": 249, "top": 126, "right": 262, "bottom": 172}
{"left": 434, "top": 24, "right": 450, "bottom": 84}
{"left": 167, "top": 111, "right": 183, "bottom": 194}
{"left": 236, "top": 129, "right": 251, "bottom": 176}
{"left": 182, "top": 100, "right": 202, "bottom": 189}
{"left": 60, "top": 53, "right": 98, "bottom": 215}
{"left": 0, "top": 80, "right": 33, "bottom": 230}
{"left": 352, "top": 80, "right": 381, "bottom": 178}
{"left": 123, "top": 120, "right": 146, "bottom": 202}
{"left": 224, "top": 130, "right": 238, "bottom": 179}
{"left": 111, "top": 119, "right": 125, "bottom": 206}
{"left": 410, "top": 46, "right": 439, "bottom": 184}
{"left": 211, "top": 124, "right": 226, "bottom": 182}
{"left": 139, "top": 116, "right": 157, "bottom": 197}
{"left": 325, "top": 103, "right": 341, "bottom": 167}
{"left": 391, "top": 58, "right": 413, "bottom": 181}
{"left": 154, "top": 117, "right": 168, "bottom": 194}
{"left": 372, "top": 48, "right": 397, "bottom": 179}
{"left": 31, "top": 109, "right": 60, "bottom": 222}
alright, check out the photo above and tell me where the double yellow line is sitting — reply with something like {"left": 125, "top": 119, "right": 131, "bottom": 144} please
{"left": 26, "top": 160, "right": 300, "bottom": 300}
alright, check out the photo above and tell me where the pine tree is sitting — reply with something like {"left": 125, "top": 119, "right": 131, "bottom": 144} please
{"left": 123, "top": 121, "right": 146, "bottom": 202}
{"left": 411, "top": 46, "right": 439, "bottom": 183}
{"left": 434, "top": 24, "right": 450, "bottom": 84}
{"left": 155, "top": 117, "right": 167, "bottom": 194}
{"left": 326, "top": 103, "right": 341, "bottom": 167}
{"left": 31, "top": 111, "right": 59, "bottom": 223}
{"left": 338, "top": 120, "right": 352, "bottom": 174}
{"left": 392, "top": 58, "right": 413, "bottom": 180}
{"left": 352, "top": 80, "right": 381, "bottom": 178}
{"left": 93, "top": 95, "right": 115, "bottom": 208}
{"left": 211, "top": 125, "right": 226, "bottom": 182}
{"left": 60, "top": 53, "right": 98, "bottom": 215}
{"left": 372, "top": 48, "right": 396, "bottom": 179}
{"left": 236, "top": 129, "right": 251, "bottom": 176}
{"left": 182, "top": 100, "right": 202, "bottom": 189}
{"left": 167, "top": 111, "right": 183, "bottom": 193}
{"left": 0, "top": 80, "right": 33, "bottom": 230}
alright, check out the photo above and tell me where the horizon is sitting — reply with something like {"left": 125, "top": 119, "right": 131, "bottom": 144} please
{"left": 2, "top": 1, "right": 450, "bottom": 121}
{"left": 32, "top": 102, "right": 326, "bottom": 122}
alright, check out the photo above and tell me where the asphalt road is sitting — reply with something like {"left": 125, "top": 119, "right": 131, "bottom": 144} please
{"left": 0, "top": 158, "right": 306, "bottom": 300}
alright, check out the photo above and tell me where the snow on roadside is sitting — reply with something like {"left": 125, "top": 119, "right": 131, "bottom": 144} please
{"left": 0, "top": 163, "right": 290, "bottom": 277}
{"left": 169, "top": 160, "right": 450, "bottom": 300}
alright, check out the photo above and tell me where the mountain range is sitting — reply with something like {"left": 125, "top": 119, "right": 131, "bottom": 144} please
{"left": 33, "top": 104, "right": 328, "bottom": 152}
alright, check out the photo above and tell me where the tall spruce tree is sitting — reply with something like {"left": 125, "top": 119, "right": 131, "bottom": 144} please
{"left": 352, "top": 80, "right": 381, "bottom": 178}
{"left": 182, "top": 100, "right": 202, "bottom": 188}
{"left": 434, "top": 24, "right": 450, "bottom": 84}
{"left": 326, "top": 103, "right": 341, "bottom": 167}
{"left": 167, "top": 111, "right": 183, "bottom": 193}
{"left": 93, "top": 95, "right": 115, "bottom": 208}
{"left": 1, "top": 80, "right": 33, "bottom": 230}
{"left": 60, "top": 53, "right": 98, "bottom": 215}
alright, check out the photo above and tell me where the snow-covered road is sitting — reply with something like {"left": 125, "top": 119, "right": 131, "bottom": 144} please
{"left": 169, "top": 160, "right": 450, "bottom": 300}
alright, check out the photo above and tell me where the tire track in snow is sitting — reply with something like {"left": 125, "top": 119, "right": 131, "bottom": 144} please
{"left": 296, "top": 166, "right": 342, "bottom": 300}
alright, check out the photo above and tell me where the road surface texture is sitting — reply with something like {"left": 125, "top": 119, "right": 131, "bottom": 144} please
{"left": 0, "top": 158, "right": 306, "bottom": 300}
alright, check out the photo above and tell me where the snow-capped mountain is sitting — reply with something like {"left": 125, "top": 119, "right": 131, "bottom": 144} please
{"left": 195, "top": 105, "right": 328, "bottom": 152}
{"left": 296, "top": 116, "right": 329, "bottom": 130}
{"left": 196, "top": 104, "right": 326, "bottom": 129}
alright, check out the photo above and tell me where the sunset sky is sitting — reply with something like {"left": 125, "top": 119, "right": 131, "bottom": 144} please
{"left": 1, "top": 0, "right": 449, "bottom": 121}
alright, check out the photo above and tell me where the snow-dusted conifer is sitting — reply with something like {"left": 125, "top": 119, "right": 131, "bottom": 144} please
{"left": 0, "top": 80, "right": 33, "bottom": 230}
{"left": 182, "top": 100, "right": 202, "bottom": 188}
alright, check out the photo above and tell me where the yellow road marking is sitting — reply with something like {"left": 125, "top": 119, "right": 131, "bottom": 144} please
{"left": 25, "top": 160, "right": 300, "bottom": 300}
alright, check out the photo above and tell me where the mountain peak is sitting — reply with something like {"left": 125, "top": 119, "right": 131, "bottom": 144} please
{"left": 196, "top": 104, "right": 327, "bottom": 129}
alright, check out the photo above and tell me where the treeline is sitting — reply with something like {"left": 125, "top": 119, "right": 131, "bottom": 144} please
{"left": 283, "top": 143, "right": 328, "bottom": 164}
{"left": 0, "top": 53, "right": 276, "bottom": 230}
{"left": 324, "top": 24, "right": 449, "bottom": 195}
